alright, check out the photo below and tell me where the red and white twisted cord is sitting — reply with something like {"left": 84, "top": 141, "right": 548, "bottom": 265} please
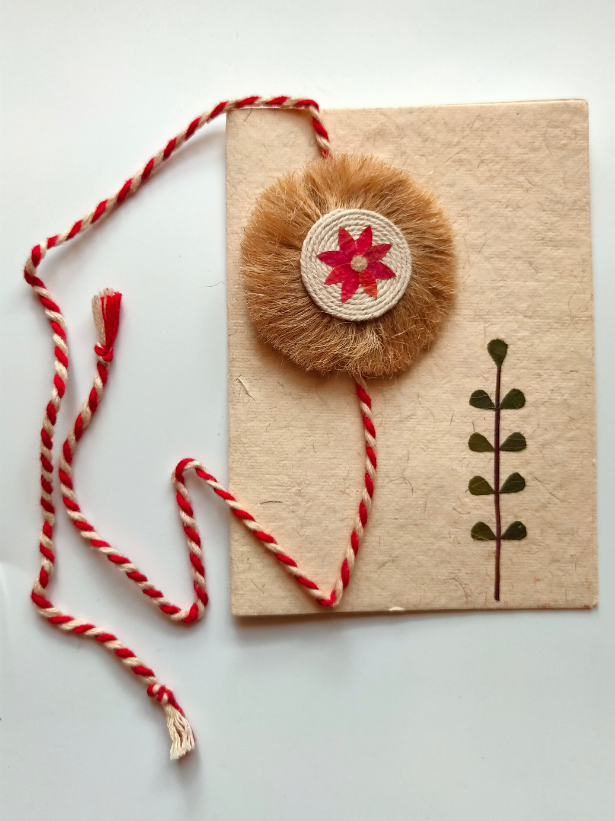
{"left": 23, "top": 97, "right": 373, "bottom": 760}
{"left": 32, "top": 291, "right": 197, "bottom": 758}
{"left": 32, "top": 288, "right": 376, "bottom": 759}
{"left": 55, "top": 297, "right": 375, "bottom": 616}
{"left": 174, "top": 378, "right": 376, "bottom": 608}
{"left": 57, "top": 293, "right": 208, "bottom": 623}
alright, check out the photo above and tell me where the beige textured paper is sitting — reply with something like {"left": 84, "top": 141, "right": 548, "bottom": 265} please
{"left": 226, "top": 101, "right": 597, "bottom": 616}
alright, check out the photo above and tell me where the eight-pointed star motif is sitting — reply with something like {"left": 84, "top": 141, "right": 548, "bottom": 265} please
{"left": 317, "top": 225, "right": 396, "bottom": 302}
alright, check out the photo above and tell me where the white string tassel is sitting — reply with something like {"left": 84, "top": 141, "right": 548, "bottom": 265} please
{"left": 164, "top": 704, "right": 196, "bottom": 760}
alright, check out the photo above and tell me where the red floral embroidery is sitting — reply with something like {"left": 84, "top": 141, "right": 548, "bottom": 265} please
{"left": 317, "top": 226, "right": 395, "bottom": 302}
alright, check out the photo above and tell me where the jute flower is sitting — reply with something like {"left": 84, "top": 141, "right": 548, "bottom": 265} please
{"left": 241, "top": 153, "right": 456, "bottom": 378}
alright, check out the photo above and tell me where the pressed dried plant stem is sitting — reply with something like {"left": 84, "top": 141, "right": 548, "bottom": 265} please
{"left": 494, "top": 363, "right": 502, "bottom": 601}
{"left": 470, "top": 339, "right": 527, "bottom": 595}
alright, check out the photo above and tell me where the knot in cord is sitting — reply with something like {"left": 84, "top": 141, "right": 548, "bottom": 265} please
{"left": 94, "top": 343, "right": 114, "bottom": 362}
{"left": 147, "top": 683, "right": 178, "bottom": 709}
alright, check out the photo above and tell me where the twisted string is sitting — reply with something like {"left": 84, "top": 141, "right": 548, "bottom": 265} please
{"left": 31, "top": 290, "right": 197, "bottom": 759}
{"left": 22, "top": 97, "right": 343, "bottom": 759}
{"left": 31, "top": 287, "right": 376, "bottom": 757}
{"left": 57, "top": 306, "right": 208, "bottom": 625}
{"left": 174, "top": 378, "right": 376, "bottom": 608}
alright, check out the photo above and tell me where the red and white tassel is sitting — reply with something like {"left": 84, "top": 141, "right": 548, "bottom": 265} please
{"left": 92, "top": 289, "right": 122, "bottom": 361}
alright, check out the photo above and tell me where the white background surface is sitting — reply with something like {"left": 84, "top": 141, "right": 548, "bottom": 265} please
{"left": 1, "top": 1, "right": 613, "bottom": 819}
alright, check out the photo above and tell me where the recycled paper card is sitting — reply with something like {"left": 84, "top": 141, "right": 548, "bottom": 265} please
{"left": 225, "top": 100, "right": 597, "bottom": 616}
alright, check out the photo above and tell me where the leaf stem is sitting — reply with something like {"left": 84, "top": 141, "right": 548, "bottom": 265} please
{"left": 494, "top": 363, "right": 502, "bottom": 601}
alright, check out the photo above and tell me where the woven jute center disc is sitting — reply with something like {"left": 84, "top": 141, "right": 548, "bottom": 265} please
{"left": 300, "top": 209, "right": 412, "bottom": 321}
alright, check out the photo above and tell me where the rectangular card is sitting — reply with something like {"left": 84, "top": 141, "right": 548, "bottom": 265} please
{"left": 226, "top": 100, "right": 597, "bottom": 616}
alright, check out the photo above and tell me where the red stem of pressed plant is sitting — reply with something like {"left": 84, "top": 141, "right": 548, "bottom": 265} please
{"left": 494, "top": 364, "right": 502, "bottom": 601}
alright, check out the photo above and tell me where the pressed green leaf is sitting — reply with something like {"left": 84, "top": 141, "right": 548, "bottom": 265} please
{"left": 502, "top": 521, "right": 528, "bottom": 540}
{"left": 470, "top": 390, "right": 495, "bottom": 410}
{"left": 500, "top": 389, "right": 526, "bottom": 409}
{"left": 468, "top": 432, "right": 494, "bottom": 452}
{"left": 488, "top": 338, "right": 508, "bottom": 367}
{"left": 500, "top": 472, "right": 526, "bottom": 494}
{"left": 469, "top": 475, "right": 494, "bottom": 495}
{"left": 471, "top": 521, "right": 496, "bottom": 541}
{"left": 500, "top": 432, "right": 527, "bottom": 452}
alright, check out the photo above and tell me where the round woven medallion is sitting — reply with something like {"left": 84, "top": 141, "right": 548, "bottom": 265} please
{"left": 300, "top": 209, "right": 412, "bottom": 321}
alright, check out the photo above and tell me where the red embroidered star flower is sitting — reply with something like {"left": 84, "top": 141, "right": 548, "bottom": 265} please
{"left": 317, "top": 226, "right": 396, "bottom": 302}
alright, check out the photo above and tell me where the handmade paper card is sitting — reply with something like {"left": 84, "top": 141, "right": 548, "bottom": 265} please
{"left": 226, "top": 100, "right": 597, "bottom": 616}
{"left": 25, "top": 95, "right": 598, "bottom": 759}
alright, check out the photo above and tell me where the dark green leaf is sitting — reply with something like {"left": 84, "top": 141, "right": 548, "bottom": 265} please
{"left": 502, "top": 521, "right": 527, "bottom": 540}
{"left": 468, "top": 433, "right": 494, "bottom": 452}
{"left": 488, "top": 338, "right": 508, "bottom": 367}
{"left": 500, "top": 472, "right": 526, "bottom": 494}
{"left": 500, "top": 389, "right": 526, "bottom": 409}
{"left": 469, "top": 475, "right": 494, "bottom": 495}
{"left": 471, "top": 521, "right": 496, "bottom": 541}
{"left": 500, "top": 432, "right": 527, "bottom": 452}
{"left": 470, "top": 390, "right": 495, "bottom": 410}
